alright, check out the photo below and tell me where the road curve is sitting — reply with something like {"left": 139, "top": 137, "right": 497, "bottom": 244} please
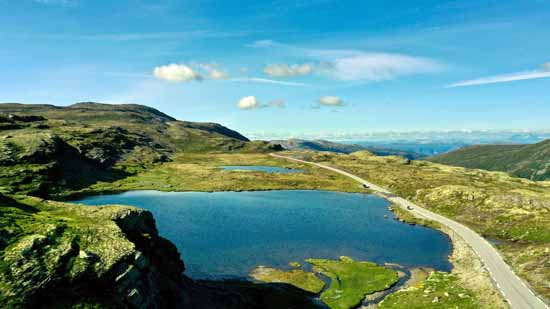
{"left": 271, "top": 153, "right": 548, "bottom": 309}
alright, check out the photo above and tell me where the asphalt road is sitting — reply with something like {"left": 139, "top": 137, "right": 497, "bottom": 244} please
{"left": 271, "top": 153, "right": 548, "bottom": 309}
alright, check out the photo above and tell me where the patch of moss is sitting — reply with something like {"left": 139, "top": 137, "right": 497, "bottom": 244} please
{"left": 379, "top": 272, "right": 479, "bottom": 308}
{"left": 308, "top": 256, "right": 398, "bottom": 309}
{"left": 250, "top": 266, "right": 325, "bottom": 294}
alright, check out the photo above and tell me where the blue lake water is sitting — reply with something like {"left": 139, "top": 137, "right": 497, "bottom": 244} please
{"left": 221, "top": 165, "right": 303, "bottom": 173}
{"left": 76, "top": 190, "right": 452, "bottom": 279}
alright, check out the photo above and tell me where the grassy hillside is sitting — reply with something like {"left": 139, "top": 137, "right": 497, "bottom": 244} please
{"left": 428, "top": 140, "right": 550, "bottom": 180}
{"left": 0, "top": 103, "right": 324, "bottom": 308}
{"left": 286, "top": 150, "right": 550, "bottom": 300}
{"left": 0, "top": 102, "right": 280, "bottom": 196}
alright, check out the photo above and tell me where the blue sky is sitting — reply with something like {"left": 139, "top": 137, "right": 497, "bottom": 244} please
{"left": 1, "top": 0, "right": 549, "bottom": 137}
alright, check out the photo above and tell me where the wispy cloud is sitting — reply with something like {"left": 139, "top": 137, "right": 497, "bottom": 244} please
{"left": 109, "top": 69, "right": 306, "bottom": 87}
{"left": 236, "top": 96, "right": 286, "bottom": 110}
{"left": 11, "top": 30, "right": 252, "bottom": 41}
{"left": 33, "top": 0, "right": 77, "bottom": 7}
{"left": 198, "top": 63, "right": 230, "bottom": 80}
{"left": 264, "top": 63, "right": 315, "bottom": 77}
{"left": 230, "top": 77, "right": 310, "bottom": 87}
{"left": 332, "top": 53, "right": 442, "bottom": 81}
{"left": 268, "top": 100, "right": 286, "bottom": 108}
{"left": 249, "top": 40, "right": 443, "bottom": 82}
{"left": 447, "top": 70, "right": 550, "bottom": 88}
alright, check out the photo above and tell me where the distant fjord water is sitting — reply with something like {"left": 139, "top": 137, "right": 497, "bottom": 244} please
{"left": 76, "top": 190, "right": 452, "bottom": 279}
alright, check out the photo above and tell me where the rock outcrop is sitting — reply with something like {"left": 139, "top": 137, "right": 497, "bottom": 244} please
{"left": 0, "top": 196, "right": 318, "bottom": 308}
{"left": 0, "top": 200, "right": 189, "bottom": 308}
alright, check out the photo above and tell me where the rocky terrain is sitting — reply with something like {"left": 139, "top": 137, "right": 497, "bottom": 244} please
{"left": 0, "top": 195, "right": 187, "bottom": 308}
{"left": 428, "top": 139, "right": 550, "bottom": 180}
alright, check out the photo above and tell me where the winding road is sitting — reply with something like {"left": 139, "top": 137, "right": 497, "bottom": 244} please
{"left": 271, "top": 153, "right": 548, "bottom": 309}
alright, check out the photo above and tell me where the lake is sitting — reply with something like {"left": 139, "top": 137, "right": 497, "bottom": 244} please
{"left": 76, "top": 190, "right": 452, "bottom": 279}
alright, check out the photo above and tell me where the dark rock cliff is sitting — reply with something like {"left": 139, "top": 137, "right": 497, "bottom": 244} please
{"left": 0, "top": 202, "right": 188, "bottom": 308}
{"left": 0, "top": 198, "right": 318, "bottom": 309}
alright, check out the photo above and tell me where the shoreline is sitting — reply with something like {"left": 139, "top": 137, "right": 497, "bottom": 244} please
{"left": 70, "top": 187, "right": 460, "bottom": 307}
{"left": 389, "top": 205, "right": 508, "bottom": 308}
{"left": 271, "top": 153, "right": 535, "bottom": 308}
{"left": 55, "top": 184, "right": 371, "bottom": 201}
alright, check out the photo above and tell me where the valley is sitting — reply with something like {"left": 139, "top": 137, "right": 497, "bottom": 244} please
{"left": 1, "top": 103, "right": 548, "bottom": 308}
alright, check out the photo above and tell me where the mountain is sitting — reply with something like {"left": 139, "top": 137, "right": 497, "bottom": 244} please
{"left": 271, "top": 139, "right": 365, "bottom": 153}
{"left": 427, "top": 139, "right": 550, "bottom": 180}
{"left": 271, "top": 138, "right": 422, "bottom": 159}
{"left": 0, "top": 102, "right": 280, "bottom": 196}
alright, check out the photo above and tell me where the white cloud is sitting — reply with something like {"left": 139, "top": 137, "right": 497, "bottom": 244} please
{"left": 230, "top": 77, "right": 309, "bottom": 87}
{"left": 264, "top": 63, "right": 315, "bottom": 77}
{"left": 237, "top": 96, "right": 261, "bottom": 110}
{"left": 319, "top": 96, "right": 344, "bottom": 106}
{"left": 331, "top": 53, "right": 441, "bottom": 81}
{"left": 153, "top": 64, "right": 202, "bottom": 83}
{"left": 447, "top": 70, "right": 550, "bottom": 88}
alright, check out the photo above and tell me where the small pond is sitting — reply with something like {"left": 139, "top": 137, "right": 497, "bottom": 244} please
{"left": 221, "top": 165, "right": 303, "bottom": 174}
{"left": 75, "top": 190, "right": 452, "bottom": 279}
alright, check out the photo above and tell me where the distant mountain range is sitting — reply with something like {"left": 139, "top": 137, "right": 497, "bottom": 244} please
{"left": 427, "top": 139, "right": 550, "bottom": 181}
{"left": 270, "top": 139, "right": 424, "bottom": 159}
{"left": 252, "top": 130, "right": 550, "bottom": 145}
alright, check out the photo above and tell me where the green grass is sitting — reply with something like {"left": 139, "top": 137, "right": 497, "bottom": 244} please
{"left": 58, "top": 153, "right": 365, "bottom": 199}
{"left": 284, "top": 150, "right": 550, "bottom": 300}
{"left": 427, "top": 140, "right": 550, "bottom": 181}
{"left": 250, "top": 266, "right": 325, "bottom": 294}
{"left": 379, "top": 272, "right": 479, "bottom": 308}
{"left": 251, "top": 256, "right": 399, "bottom": 309}
{"left": 307, "top": 256, "right": 399, "bottom": 309}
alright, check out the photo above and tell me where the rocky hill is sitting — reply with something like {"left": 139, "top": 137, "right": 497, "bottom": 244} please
{"left": 427, "top": 139, "right": 550, "bottom": 180}
{"left": 0, "top": 102, "right": 281, "bottom": 196}
{"left": 271, "top": 138, "right": 421, "bottom": 159}
{"left": 0, "top": 102, "right": 310, "bottom": 308}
